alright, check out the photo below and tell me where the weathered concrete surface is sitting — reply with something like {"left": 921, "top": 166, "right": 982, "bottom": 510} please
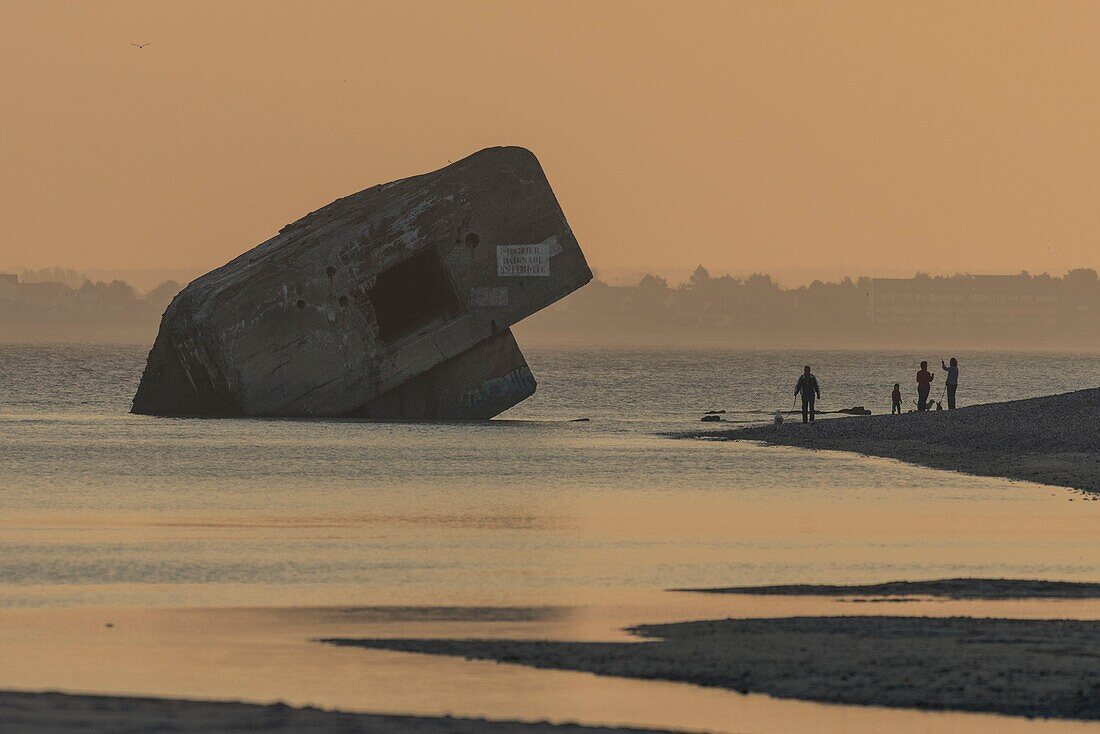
{"left": 352, "top": 329, "right": 536, "bottom": 419}
{"left": 132, "top": 147, "right": 590, "bottom": 417}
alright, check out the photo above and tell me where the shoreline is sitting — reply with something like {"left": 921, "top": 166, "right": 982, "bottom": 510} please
{"left": 688, "top": 388, "right": 1100, "bottom": 494}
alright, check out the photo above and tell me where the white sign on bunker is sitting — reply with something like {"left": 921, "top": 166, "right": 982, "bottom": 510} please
{"left": 497, "top": 243, "right": 551, "bottom": 277}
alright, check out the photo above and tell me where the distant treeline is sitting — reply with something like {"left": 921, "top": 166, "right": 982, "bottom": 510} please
{"left": 9, "top": 268, "right": 182, "bottom": 309}
{"left": 519, "top": 266, "right": 1100, "bottom": 349}
{"left": 0, "top": 269, "right": 182, "bottom": 343}
{"left": 3, "top": 266, "right": 1099, "bottom": 349}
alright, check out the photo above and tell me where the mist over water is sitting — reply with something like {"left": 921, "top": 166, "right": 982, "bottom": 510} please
{"left": 1, "top": 343, "right": 1098, "bottom": 609}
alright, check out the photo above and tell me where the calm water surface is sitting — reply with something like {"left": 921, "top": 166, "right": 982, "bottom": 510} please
{"left": 1, "top": 343, "right": 1099, "bottom": 607}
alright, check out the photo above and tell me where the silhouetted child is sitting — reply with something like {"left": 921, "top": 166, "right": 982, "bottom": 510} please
{"left": 891, "top": 383, "right": 902, "bottom": 414}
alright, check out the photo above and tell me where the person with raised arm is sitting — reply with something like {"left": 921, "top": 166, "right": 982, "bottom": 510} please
{"left": 941, "top": 357, "right": 960, "bottom": 409}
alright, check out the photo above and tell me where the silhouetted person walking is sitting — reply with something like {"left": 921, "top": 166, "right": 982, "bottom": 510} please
{"left": 794, "top": 365, "right": 821, "bottom": 423}
{"left": 941, "top": 357, "right": 959, "bottom": 409}
{"left": 891, "top": 383, "right": 902, "bottom": 414}
{"left": 916, "top": 361, "right": 935, "bottom": 411}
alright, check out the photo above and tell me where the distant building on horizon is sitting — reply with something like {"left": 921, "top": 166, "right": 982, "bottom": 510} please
{"left": 0, "top": 273, "right": 17, "bottom": 301}
{"left": 16, "top": 280, "right": 73, "bottom": 309}
{"left": 869, "top": 274, "right": 1060, "bottom": 336}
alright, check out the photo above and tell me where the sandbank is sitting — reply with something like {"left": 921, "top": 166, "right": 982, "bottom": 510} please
{"left": 678, "top": 578, "right": 1100, "bottom": 599}
{"left": 691, "top": 388, "right": 1100, "bottom": 494}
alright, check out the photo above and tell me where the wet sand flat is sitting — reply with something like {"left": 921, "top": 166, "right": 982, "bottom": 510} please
{"left": 15, "top": 602, "right": 1100, "bottom": 734}
{"left": 0, "top": 691, "right": 675, "bottom": 733}
{"left": 327, "top": 615, "right": 1100, "bottom": 720}
{"left": 679, "top": 577, "right": 1100, "bottom": 600}
{"left": 690, "top": 388, "right": 1100, "bottom": 494}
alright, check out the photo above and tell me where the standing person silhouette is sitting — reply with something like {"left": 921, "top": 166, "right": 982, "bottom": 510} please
{"left": 941, "top": 357, "right": 959, "bottom": 409}
{"left": 916, "top": 361, "right": 935, "bottom": 411}
{"left": 891, "top": 383, "right": 902, "bottom": 414}
{"left": 794, "top": 365, "right": 821, "bottom": 424}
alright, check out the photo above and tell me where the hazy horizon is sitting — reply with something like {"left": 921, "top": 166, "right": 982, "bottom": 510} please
{"left": 5, "top": 1, "right": 1100, "bottom": 278}
{"left": 6, "top": 261, "right": 1100, "bottom": 294}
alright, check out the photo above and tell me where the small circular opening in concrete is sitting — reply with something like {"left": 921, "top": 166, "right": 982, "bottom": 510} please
{"left": 338, "top": 295, "right": 348, "bottom": 307}
{"left": 465, "top": 232, "right": 480, "bottom": 248}
{"left": 296, "top": 299, "right": 306, "bottom": 309}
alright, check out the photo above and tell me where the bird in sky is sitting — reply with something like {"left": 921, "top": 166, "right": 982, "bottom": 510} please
{"left": 131, "top": 42, "right": 151, "bottom": 49}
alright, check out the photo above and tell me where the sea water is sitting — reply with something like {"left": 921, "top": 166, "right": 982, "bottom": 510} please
{"left": 1, "top": 343, "right": 1099, "bottom": 609}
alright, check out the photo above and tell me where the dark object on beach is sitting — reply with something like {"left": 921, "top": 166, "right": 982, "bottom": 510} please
{"left": 570, "top": 418, "right": 591, "bottom": 422}
{"left": 780, "top": 407, "right": 866, "bottom": 416}
{"left": 327, "top": 615, "right": 1100, "bottom": 720}
{"left": 700, "top": 415, "right": 722, "bottom": 422}
{"left": 132, "top": 147, "right": 592, "bottom": 419}
{"left": 703, "top": 410, "right": 726, "bottom": 415}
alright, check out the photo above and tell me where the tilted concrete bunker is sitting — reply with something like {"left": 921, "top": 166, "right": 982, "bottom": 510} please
{"left": 131, "top": 147, "right": 591, "bottom": 418}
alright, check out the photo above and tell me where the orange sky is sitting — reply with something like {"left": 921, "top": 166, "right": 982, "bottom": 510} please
{"left": 2, "top": 0, "right": 1100, "bottom": 281}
